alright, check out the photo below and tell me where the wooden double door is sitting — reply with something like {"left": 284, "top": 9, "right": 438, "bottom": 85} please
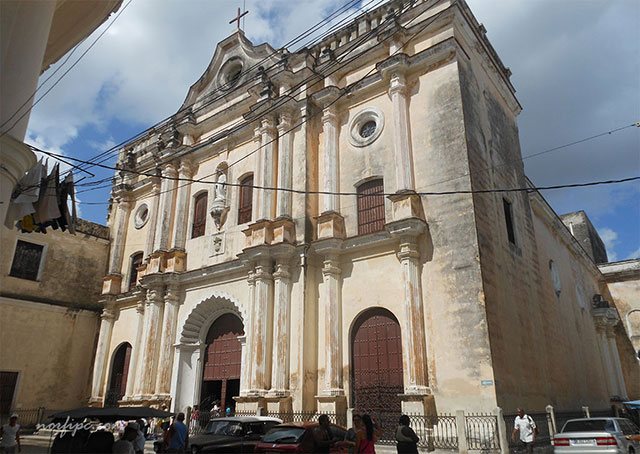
{"left": 201, "top": 313, "right": 244, "bottom": 412}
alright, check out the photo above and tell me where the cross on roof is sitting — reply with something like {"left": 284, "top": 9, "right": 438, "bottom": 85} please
{"left": 229, "top": 7, "right": 249, "bottom": 30}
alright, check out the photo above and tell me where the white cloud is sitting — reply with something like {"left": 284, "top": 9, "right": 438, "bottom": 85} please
{"left": 627, "top": 247, "right": 640, "bottom": 260}
{"left": 598, "top": 227, "right": 619, "bottom": 262}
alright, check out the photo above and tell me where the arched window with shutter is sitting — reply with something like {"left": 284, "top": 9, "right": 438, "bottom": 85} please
{"left": 357, "top": 178, "right": 385, "bottom": 235}
{"left": 128, "top": 252, "right": 143, "bottom": 290}
{"left": 192, "top": 192, "right": 208, "bottom": 238}
{"left": 238, "top": 174, "right": 253, "bottom": 225}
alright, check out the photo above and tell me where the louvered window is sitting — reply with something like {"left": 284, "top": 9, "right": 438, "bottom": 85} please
{"left": 357, "top": 179, "right": 385, "bottom": 235}
{"left": 9, "top": 240, "right": 43, "bottom": 281}
{"left": 192, "top": 192, "right": 208, "bottom": 238}
{"left": 238, "top": 174, "right": 253, "bottom": 224}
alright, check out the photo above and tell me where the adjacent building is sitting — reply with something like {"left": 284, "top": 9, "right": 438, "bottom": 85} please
{"left": 88, "top": 0, "right": 639, "bottom": 420}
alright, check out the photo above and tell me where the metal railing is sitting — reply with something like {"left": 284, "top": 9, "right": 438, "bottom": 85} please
{"left": 264, "top": 411, "right": 347, "bottom": 427}
{"left": 465, "top": 413, "right": 499, "bottom": 451}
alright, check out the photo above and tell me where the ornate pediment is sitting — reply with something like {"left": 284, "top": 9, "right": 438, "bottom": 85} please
{"left": 181, "top": 31, "right": 279, "bottom": 110}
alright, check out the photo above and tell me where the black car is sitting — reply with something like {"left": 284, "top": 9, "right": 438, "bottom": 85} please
{"left": 163, "top": 417, "right": 281, "bottom": 454}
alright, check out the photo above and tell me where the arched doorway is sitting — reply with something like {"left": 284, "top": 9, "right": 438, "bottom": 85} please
{"left": 200, "top": 313, "right": 244, "bottom": 413}
{"left": 106, "top": 342, "right": 132, "bottom": 406}
{"left": 351, "top": 308, "right": 403, "bottom": 415}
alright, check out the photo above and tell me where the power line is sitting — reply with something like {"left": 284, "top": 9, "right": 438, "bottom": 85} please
{"left": 0, "top": 0, "right": 134, "bottom": 137}
{"left": 70, "top": 0, "right": 390, "bottom": 172}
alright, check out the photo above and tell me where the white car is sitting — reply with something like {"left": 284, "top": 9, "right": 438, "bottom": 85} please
{"left": 552, "top": 418, "right": 640, "bottom": 453}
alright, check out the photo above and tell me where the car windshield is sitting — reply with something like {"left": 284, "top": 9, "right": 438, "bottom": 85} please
{"left": 562, "top": 420, "right": 616, "bottom": 433}
{"left": 205, "top": 420, "right": 244, "bottom": 436}
{"left": 262, "top": 427, "right": 306, "bottom": 443}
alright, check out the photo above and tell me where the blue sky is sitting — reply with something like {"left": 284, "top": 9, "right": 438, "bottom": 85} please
{"left": 27, "top": 0, "right": 640, "bottom": 261}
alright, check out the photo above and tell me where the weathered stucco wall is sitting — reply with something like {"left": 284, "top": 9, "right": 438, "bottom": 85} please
{"left": 0, "top": 222, "right": 110, "bottom": 309}
{"left": 0, "top": 298, "right": 99, "bottom": 409}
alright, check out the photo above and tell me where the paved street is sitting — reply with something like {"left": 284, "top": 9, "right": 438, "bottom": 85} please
{"left": 20, "top": 434, "right": 158, "bottom": 454}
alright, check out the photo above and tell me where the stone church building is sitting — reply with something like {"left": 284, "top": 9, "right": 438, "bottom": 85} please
{"left": 89, "top": 0, "right": 638, "bottom": 418}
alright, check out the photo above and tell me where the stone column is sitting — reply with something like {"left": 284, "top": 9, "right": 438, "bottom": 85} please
{"left": 172, "top": 161, "right": 196, "bottom": 250}
{"left": 90, "top": 306, "right": 116, "bottom": 403}
{"left": 252, "top": 127, "right": 263, "bottom": 221}
{"left": 240, "top": 271, "right": 256, "bottom": 396}
{"left": 276, "top": 111, "right": 294, "bottom": 218}
{"left": 249, "top": 259, "right": 274, "bottom": 394}
{"left": 154, "top": 163, "right": 178, "bottom": 252}
{"left": 124, "top": 302, "right": 145, "bottom": 399}
{"left": 319, "top": 252, "right": 344, "bottom": 395}
{"left": 260, "top": 117, "right": 278, "bottom": 220}
{"left": 144, "top": 178, "right": 161, "bottom": 259}
{"left": 108, "top": 197, "right": 132, "bottom": 275}
{"left": 320, "top": 106, "right": 339, "bottom": 213}
{"left": 389, "top": 70, "right": 415, "bottom": 192}
{"left": 397, "top": 236, "right": 429, "bottom": 393}
{"left": 154, "top": 284, "right": 181, "bottom": 399}
{"left": 606, "top": 328, "right": 628, "bottom": 398}
{"left": 138, "top": 284, "right": 165, "bottom": 398}
{"left": 269, "top": 258, "right": 292, "bottom": 395}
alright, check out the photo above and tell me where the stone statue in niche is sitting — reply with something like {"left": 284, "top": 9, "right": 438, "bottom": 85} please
{"left": 210, "top": 168, "right": 229, "bottom": 230}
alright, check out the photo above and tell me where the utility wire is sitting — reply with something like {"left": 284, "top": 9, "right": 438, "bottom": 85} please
{"left": 70, "top": 0, "right": 389, "bottom": 172}
{"left": 0, "top": 0, "right": 134, "bottom": 137}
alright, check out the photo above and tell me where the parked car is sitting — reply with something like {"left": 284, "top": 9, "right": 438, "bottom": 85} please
{"left": 552, "top": 418, "right": 640, "bottom": 453}
{"left": 254, "top": 421, "right": 348, "bottom": 453}
{"left": 154, "top": 416, "right": 281, "bottom": 453}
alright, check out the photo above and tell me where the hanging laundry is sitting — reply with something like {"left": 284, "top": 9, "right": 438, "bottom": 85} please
{"left": 3, "top": 158, "right": 45, "bottom": 229}
{"left": 34, "top": 163, "right": 61, "bottom": 227}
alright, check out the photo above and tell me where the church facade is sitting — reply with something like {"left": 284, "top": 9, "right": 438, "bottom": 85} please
{"left": 89, "top": 0, "right": 638, "bottom": 417}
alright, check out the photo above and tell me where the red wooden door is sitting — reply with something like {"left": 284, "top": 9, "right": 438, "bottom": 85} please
{"left": 352, "top": 309, "right": 403, "bottom": 413}
{"left": 202, "top": 314, "right": 244, "bottom": 410}
{"left": 107, "top": 343, "right": 132, "bottom": 405}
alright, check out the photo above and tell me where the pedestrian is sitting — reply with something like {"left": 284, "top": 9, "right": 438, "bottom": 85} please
{"left": 312, "top": 414, "right": 336, "bottom": 453}
{"left": 112, "top": 425, "right": 137, "bottom": 454}
{"left": 131, "top": 421, "right": 145, "bottom": 454}
{"left": 395, "top": 415, "right": 419, "bottom": 454}
{"left": 165, "top": 413, "right": 188, "bottom": 454}
{"left": 341, "top": 413, "right": 363, "bottom": 454}
{"left": 190, "top": 405, "right": 200, "bottom": 434}
{"left": 0, "top": 414, "right": 21, "bottom": 454}
{"left": 511, "top": 408, "right": 537, "bottom": 454}
{"left": 355, "top": 414, "right": 379, "bottom": 454}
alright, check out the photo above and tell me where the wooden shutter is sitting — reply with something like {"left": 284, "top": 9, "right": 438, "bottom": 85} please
{"left": 357, "top": 179, "right": 385, "bottom": 235}
{"left": 192, "top": 192, "right": 208, "bottom": 238}
{"left": 238, "top": 175, "right": 253, "bottom": 224}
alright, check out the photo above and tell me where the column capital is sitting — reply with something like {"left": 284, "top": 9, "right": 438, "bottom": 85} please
{"left": 277, "top": 109, "right": 295, "bottom": 131}
{"left": 254, "top": 261, "right": 273, "bottom": 281}
{"left": 321, "top": 106, "right": 339, "bottom": 126}
{"left": 161, "top": 162, "right": 178, "bottom": 179}
{"left": 101, "top": 307, "right": 117, "bottom": 321}
{"left": 273, "top": 262, "right": 291, "bottom": 281}
{"left": 145, "top": 285, "right": 165, "bottom": 304}
{"left": 322, "top": 257, "right": 341, "bottom": 278}
{"left": 165, "top": 285, "right": 182, "bottom": 306}
{"left": 136, "top": 302, "right": 145, "bottom": 315}
{"left": 260, "top": 116, "right": 277, "bottom": 136}
{"left": 178, "top": 160, "right": 197, "bottom": 179}
{"left": 114, "top": 196, "right": 133, "bottom": 211}
{"left": 397, "top": 240, "right": 420, "bottom": 262}
{"left": 388, "top": 71, "right": 408, "bottom": 97}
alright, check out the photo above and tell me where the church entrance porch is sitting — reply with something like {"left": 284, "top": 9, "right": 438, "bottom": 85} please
{"left": 200, "top": 313, "right": 244, "bottom": 414}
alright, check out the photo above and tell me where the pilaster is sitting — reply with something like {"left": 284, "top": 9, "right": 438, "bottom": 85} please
{"left": 260, "top": 117, "right": 278, "bottom": 221}
{"left": 153, "top": 163, "right": 178, "bottom": 252}
{"left": 153, "top": 283, "right": 182, "bottom": 404}
{"left": 172, "top": 160, "right": 197, "bottom": 251}
{"left": 387, "top": 218, "right": 431, "bottom": 396}
{"left": 89, "top": 304, "right": 117, "bottom": 406}
{"left": 276, "top": 110, "right": 294, "bottom": 218}
{"left": 123, "top": 302, "right": 145, "bottom": 400}
{"left": 137, "top": 283, "right": 165, "bottom": 399}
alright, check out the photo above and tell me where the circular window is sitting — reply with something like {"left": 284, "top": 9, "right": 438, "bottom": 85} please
{"left": 218, "top": 58, "right": 244, "bottom": 90}
{"left": 349, "top": 107, "right": 384, "bottom": 147}
{"left": 134, "top": 203, "right": 149, "bottom": 229}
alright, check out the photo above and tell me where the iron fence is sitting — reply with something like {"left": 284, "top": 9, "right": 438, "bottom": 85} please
{"left": 505, "top": 411, "right": 551, "bottom": 450}
{"left": 0, "top": 408, "right": 43, "bottom": 428}
{"left": 189, "top": 409, "right": 261, "bottom": 434}
{"left": 264, "top": 411, "right": 347, "bottom": 427}
{"left": 465, "top": 412, "right": 500, "bottom": 451}
{"left": 414, "top": 413, "right": 459, "bottom": 451}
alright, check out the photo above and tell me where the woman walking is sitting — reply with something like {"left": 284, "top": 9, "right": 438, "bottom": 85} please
{"left": 355, "top": 414, "right": 378, "bottom": 454}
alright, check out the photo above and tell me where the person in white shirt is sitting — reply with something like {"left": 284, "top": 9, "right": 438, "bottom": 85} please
{"left": 511, "top": 408, "right": 536, "bottom": 453}
{"left": 0, "top": 414, "right": 21, "bottom": 454}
